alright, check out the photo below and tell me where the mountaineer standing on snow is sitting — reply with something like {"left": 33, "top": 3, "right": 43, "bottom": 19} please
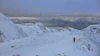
{"left": 73, "top": 37, "right": 76, "bottom": 43}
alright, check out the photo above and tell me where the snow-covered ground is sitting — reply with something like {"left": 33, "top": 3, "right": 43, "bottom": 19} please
{"left": 0, "top": 13, "right": 100, "bottom": 56}
{"left": 0, "top": 13, "right": 26, "bottom": 42}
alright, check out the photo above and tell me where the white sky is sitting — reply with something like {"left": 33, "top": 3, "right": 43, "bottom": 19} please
{"left": 0, "top": 0, "right": 100, "bottom": 16}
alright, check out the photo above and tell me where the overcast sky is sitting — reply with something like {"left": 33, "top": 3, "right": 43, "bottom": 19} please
{"left": 0, "top": 0, "right": 100, "bottom": 16}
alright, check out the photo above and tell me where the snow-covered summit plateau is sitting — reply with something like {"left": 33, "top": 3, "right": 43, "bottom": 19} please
{"left": 0, "top": 13, "right": 100, "bottom": 56}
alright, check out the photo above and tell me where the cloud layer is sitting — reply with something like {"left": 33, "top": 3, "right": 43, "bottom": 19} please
{"left": 0, "top": 0, "right": 100, "bottom": 16}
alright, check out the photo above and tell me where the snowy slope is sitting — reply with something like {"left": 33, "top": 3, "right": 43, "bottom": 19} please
{"left": 17, "top": 23, "right": 68, "bottom": 37}
{"left": 0, "top": 13, "right": 100, "bottom": 56}
{"left": 0, "top": 13, "right": 26, "bottom": 42}
{"left": 83, "top": 24, "right": 100, "bottom": 46}
{"left": 0, "top": 29, "right": 99, "bottom": 56}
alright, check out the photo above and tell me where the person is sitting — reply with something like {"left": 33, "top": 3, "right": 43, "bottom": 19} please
{"left": 73, "top": 37, "right": 76, "bottom": 43}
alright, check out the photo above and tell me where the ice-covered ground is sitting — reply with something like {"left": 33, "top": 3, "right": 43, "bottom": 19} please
{"left": 0, "top": 13, "right": 100, "bottom": 56}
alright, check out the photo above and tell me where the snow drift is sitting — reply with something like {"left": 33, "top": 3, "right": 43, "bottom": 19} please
{"left": 17, "top": 23, "right": 68, "bottom": 37}
{"left": 0, "top": 13, "right": 26, "bottom": 42}
{"left": 83, "top": 24, "right": 100, "bottom": 45}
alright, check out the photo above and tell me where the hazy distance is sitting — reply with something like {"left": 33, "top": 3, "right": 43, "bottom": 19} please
{"left": 0, "top": 0, "right": 100, "bottom": 16}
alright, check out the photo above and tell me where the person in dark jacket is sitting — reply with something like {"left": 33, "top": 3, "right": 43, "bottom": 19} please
{"left": 73, "top": 37, "right": 76, "bottom": 43}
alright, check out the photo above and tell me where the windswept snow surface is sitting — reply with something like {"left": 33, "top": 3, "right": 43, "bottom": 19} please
{"left": 83, "top": 24, "right": 100, "bottom": 46}
{"left": 0, "top": 13, "right": 100, "bottom": 56}
{"left": 0, "top": 13, "right": 26, "bottom": 42}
